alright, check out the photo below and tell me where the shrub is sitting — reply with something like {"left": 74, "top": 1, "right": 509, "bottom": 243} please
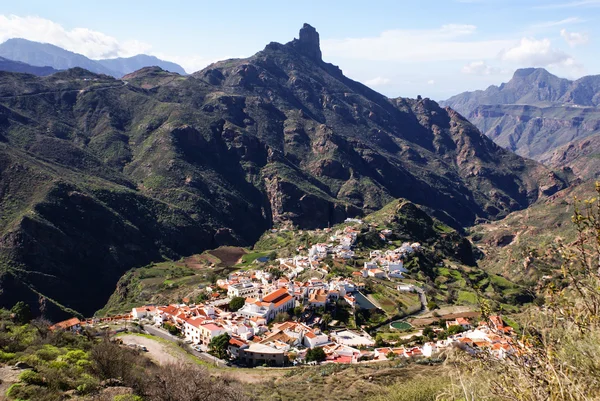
{"left": 75, "top": 374, "right": 100, "bottom": 395}
{"left": 19, "top": 370, "right": 45, "bottom": 386}
{"left": 61, "top": 349, "right": 88, "bottom": 364}
{"left": 36, "top": 344, "right": 62, "bottom": 361}
{"left": 0, "top": 350, "right": 16, "bottom": 363}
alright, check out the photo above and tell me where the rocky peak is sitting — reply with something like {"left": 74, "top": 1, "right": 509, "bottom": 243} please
{"left": 288, "top": 23, "right": 322, "bottom": 62}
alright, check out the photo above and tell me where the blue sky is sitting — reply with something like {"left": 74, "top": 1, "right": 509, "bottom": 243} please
{"left": 1, "top": 0, "right": 599, "bottom": 99}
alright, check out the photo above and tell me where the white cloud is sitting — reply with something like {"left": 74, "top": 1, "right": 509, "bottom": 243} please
{"left": 499, "top": 37, "right": 575, "bottom": 67}
{"left": 461, "top": 60, "right": 499, "bottom": 75}
{"left": 0, "top": 15, "right": 152, "bottom": 59}
{"left": 427, "top": 79, "right": 435, "bottom": 85}
{"left": 364, "top": 76, "right": 391, "bottom": 86}
{"left": 321, "top": 24, "right": 511, "bottom": 62}
{"left": 560, "top": 28, "right": 589, "bottom": 46}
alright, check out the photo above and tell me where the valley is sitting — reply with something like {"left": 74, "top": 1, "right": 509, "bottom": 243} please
{"left": 0, "top": 9, "right": 598, "bottom": 400}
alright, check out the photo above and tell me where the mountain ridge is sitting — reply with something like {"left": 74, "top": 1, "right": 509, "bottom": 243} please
{"left": 0, "top": 24, "right": 567, "bottom": 320}
{"left": 441, "top": 68, "right": 600, "bottom": 164}
{"left": 0, "top": 38, "right": 187, "bottom": 77}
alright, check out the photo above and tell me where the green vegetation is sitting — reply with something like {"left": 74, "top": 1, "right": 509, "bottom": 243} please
{"left": 305, "top": 347, "right": 326, "bottom": 363}
{"left": 208, "top": 333, "right": 230, "bottom": 360}
{"left": 229, "top": 296, "right": 245, "bottom": 312}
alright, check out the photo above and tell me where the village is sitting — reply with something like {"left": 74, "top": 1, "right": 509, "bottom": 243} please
{"left": 51, "top": 220, "right": 520, "bottom": 368}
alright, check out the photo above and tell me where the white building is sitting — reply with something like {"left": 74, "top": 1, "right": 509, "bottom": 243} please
{"left": 227, "top": 282, "right": 260, "bottom": 298}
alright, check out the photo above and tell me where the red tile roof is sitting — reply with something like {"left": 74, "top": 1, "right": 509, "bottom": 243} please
{"left": 50, "top": 317, "right": 81, "bottom": 331}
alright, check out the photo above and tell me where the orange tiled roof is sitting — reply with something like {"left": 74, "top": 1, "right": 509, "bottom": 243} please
{"left": 50, "top": 317, "right": 81, "bottom": 331}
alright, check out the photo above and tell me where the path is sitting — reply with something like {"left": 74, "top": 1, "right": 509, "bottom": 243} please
{"left": 0, "top": 82, "right": 127, "bottom": 100}
{"left": 120, "top": 334, "right": 183, "bottom": 365}
{"left": 143, "top": 325, "right": 227, "bottom": 367}
{"left": 122, "top": 332, "right": 285, "bottom": 384}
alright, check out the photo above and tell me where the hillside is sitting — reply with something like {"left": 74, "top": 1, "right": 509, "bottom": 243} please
{"left": 0, "top": 38, "right": 186, "bottom": 77}
{"left": 470, "top": 180, "right": 596, "bottom": 285}
{"left": 0, "top": 24, "right": 566, "bottom": 320}
{"left": 538, "top": 132, "right": 600, "bottom": 180}
{"left": 102, "top": 198, "right": 532, "bottom": 319}
{"left": 441, "top": 68, "right": 600, "bottom": 162}
{"left": 0, "top": 56, "right": 57, "bottom": 76}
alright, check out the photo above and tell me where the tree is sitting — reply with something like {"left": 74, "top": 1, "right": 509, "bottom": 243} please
{"left": 11, "top": 301, "right": 32, "bottom": 325}
{"left": 293, "top": 306, "right": 304, "bottom": 317}
{"left": 305, "top": 347, "right": 326, "bottom": 363}
{"left": 426, "top": 301, "right": 438, "bottom": 310}
{"left": 446, "top": 324, "right": 464, "bottom": 336}
{"left": 228, "top": 297, "right": 245, "bottom": 312}
{"left": 208, "top": 333, "right": 230, "bottom": 359}
{"left": 422, "top": 326, "right": 435, "bottom": 340}
{"left": 273, "top": 312, "right": 289, "bottom": 323}
{"left": 321, "top": 313, "right": 332, "bottom": 328}
{"left": 163, "top": 322, "right": 180, "bottom": 336}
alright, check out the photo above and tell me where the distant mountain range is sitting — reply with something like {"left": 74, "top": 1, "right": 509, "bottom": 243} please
{"left": 441, "top": 68, "right": 600, "bottom": 179}
{"left": 0, "top": 56, "right": 57, "bottom": 76}
{"left": 0, "top": 38, "right": 186, "bottom": 77}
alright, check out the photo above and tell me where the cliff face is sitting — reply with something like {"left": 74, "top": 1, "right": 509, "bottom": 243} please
{"left": 441, "top": 68, "right": 600, "bottom": 164}
{"left": 0, "top": 25, "right": 566, "bottom": 319}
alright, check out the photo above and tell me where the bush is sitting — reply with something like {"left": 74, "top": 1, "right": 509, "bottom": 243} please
{"left": 0, "top": 350, "right": 16, "bottom": 362}
{"left": 61, "top": 349, "right": 88, "bottom": 364}
{"left": 75, "top": 373, "right": 100, "bottom": 395}
{"left": 36, "top": 344, "right": 62, "bottom": 361}
{"left": 19, "top": 370, "right": 45, "bottom": 386}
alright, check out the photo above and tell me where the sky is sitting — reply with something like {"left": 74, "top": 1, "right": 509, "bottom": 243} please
{"left": 0, "top": 0, "right": 598, "bottom": 100}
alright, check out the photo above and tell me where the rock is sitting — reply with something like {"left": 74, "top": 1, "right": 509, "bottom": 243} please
{"left": 14, "top": 361, "right": 33, "bottom": 370}
{"left": 101, "top": 378, "right": 124, "bottom": 387}
{"left": 290, "top": 23, "right": 322, "bottom": 61}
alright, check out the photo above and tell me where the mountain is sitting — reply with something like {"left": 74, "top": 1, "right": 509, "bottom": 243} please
{"left": 0, "top": 38, "right": 186, "bottom": 77}
{"left": 441, "top": 68, "right": 600, "bottom": 162}
{"left": 538, "top": 133, "right": 600, "bottom": 179}
{"left": 0, "top": 56, "right": 57, "bottom": 76}
{"left": 98, "top": 55, "right": 186, "bottom": 76}
{"left": 0, "top": 24, "right": 566, "bottom": 320}
{"left": 0, "top": 38, "right": 117, "bottom": 76}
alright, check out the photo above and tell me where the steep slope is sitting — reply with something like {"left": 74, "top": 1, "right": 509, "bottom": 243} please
{"left": 441, "top": 68, "right": 600, "bottom": 162}
{"left": 0, "top": 25, "right": 565, "bottom": 319}
{"left": 98, "top": 55, "right": 187, "bottom": 76}
{"left": 538, "top": 133, "right": 600, "bottom": 179}
{"left": 0, "top": 56, "right": 57, "bottom": 76}
{"left": 0, "top": 38, "right": 186, "bottom": 78}
{"left": 471, "top": 180, "right": 596, "bottom": 285}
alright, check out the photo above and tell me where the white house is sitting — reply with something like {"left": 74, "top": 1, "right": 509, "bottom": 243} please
{"left": 131, "top": 306, "right": 156, "bottom": 319}
{"left": 227, "top": 282, "right": 259, "bottom": 298}
{"left": 368, "top": 269, "right": 385, "bottom": 278}
{"left": 303, "top": 331, "right": 330, "bottom": 348}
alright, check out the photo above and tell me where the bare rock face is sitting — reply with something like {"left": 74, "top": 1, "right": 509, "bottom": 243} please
{"left": 289, "top": 23, "right": 322, "bottom": 62}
